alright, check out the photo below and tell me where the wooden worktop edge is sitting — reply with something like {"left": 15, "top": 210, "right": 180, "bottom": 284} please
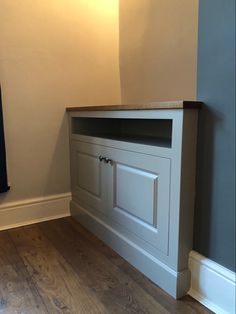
{"left": 66, "top": 101, "right": 202, "bottom": 112}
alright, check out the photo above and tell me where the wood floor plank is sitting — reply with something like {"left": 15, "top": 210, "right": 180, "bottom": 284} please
{"left": 39, "top": 219, "right": 170, "bottom": 314}
{"left": 40, "top": 220, "right": 121, "bottom": 292}
{"left": 0, "top": 230, "right": 48, "bottom": 314}
{"left": 66, "top": 217, "right": 124, "bottom": 267}
{"left": 9, "top": 225, "right": 108, "bottom": 314}
{"left": 67, "top": 217, "right": 213, "bottom": 314}
{"left": 0, "top": 218, "right": 213, "bottom": 314}
{"left": 118, "top": 262, "right": 213, "bottom": 314}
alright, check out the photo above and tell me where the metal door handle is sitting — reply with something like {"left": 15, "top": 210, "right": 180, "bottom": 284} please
{"left": 99, "top": 155, "right": 105, "bottom": 162}
{"left": 104, "top": 157, "right": 113, "bottom": 165}
{"left": 99, "top": 155, "right": 113, "bottom": 165}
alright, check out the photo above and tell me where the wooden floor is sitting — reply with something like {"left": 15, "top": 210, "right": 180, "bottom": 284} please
{"left": 0, "top": 218, "right": 213, "bottom": 314}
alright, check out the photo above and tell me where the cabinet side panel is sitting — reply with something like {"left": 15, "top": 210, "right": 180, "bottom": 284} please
{"left": 178, "top": 110, "right": 198, "bottom": 270}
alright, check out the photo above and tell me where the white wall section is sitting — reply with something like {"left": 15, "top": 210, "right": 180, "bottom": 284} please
{"left": 119, "top": 0, "right": 198, "bottom": 103}
{"left": 0, "top": 0, "right": 120, "bottom": 206}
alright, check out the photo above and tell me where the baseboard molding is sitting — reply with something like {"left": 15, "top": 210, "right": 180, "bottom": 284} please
{"left": 0, "top": 193, "right": 72, "bottom": 230}
{"left": 188, "top": 251, "right": 236, "bottom": 314}
{"left": 71, "top": 200, "right": 190, "bottom": 299}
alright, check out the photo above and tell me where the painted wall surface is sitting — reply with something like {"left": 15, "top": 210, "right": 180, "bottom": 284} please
{"left": 119, "top": 0, "right": 199, "bottom": 103}
{"left": 194, "top": 0, "right": 235, "bottom": 271}
{"left": 0, "top": 0, "right": 120, "bottom": 204}
{"left": 119, "top": 0, "right": 235, "bottom": 271}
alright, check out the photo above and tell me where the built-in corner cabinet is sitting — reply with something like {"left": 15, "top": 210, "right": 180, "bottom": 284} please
{"left": 67, "top": 102, "right": 202, "bottom": 299}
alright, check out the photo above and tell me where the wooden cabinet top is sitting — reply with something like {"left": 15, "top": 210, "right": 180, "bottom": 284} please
{"left": 66, "top": 101, "right": 202, "bottom": 112}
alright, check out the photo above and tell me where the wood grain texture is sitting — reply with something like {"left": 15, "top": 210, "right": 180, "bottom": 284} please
{"left": 0, "top": 218, "right": 213, "bottom": 314}
{"left": 66, "top": 101, "right": 202, "bottom": 112}
{"left": 0, "top": 231, "right": 47, "bottom": 313}
{"left": 39, "top": 219, "right": 168, "bottom": 314}
{"left": 9, "top": 225, "right": 107, "bottom": 314}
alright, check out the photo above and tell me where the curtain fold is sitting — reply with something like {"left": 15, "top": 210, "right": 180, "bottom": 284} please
{"left": 0, "top": 86, "right": 9, "bottom": 193}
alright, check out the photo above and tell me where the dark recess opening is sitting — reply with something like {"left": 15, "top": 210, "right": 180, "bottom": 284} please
{"left": 0, "top": 86, "right": 10, "bottom": 193}
{"left": 72, "top": 117, "right": 173, "bottom": 148}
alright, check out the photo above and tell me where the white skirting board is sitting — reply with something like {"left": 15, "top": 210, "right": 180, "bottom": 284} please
{"left": 188, "top": 251, "right": 236, "bottom": 314}
{"left": 0, "top": 193, "right": 71, "bottom": 231}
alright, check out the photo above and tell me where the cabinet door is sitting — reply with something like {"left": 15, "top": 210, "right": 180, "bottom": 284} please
{"left": 71, "top": 140, "right": 110, "bottom": 214}
{"left": 108, "top": 148, "right": 171, "bottom": 255}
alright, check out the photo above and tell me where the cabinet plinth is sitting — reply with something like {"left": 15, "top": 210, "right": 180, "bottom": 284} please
{"left": 67, "top": 105, "right": 200, "bottom": 298}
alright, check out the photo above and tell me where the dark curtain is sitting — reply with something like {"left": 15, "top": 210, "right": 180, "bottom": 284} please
{"left": 0, "top": 86, "right": 9, "bottom": 193}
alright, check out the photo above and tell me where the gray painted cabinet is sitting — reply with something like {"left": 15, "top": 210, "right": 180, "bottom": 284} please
{"left": 71, "top": 139, "right": 171, "bottom": 255}
{"left": 67, "top": 104, "right": 200, "bottom": 298}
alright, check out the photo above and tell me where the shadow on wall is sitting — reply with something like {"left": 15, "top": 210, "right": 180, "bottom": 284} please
{"left": 0, "top": 187, "right": 9, "bottom": 205}
{"left": 194, "top": 104, "right": 223, "bottom": 257}
{"left": 43, "top": 113, "right": 71, "bottom": 197}
{"left": 0, "top": 111, "right": 71, "bottom": 207}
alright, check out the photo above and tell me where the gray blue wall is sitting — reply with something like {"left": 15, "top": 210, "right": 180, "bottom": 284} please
{"left": 194, "top": 0, "right": 235, "bottom": 271}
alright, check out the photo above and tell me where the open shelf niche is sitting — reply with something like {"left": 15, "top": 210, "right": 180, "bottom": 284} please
{"left": 71, "top": 117, "right": 173, "bottom": 148}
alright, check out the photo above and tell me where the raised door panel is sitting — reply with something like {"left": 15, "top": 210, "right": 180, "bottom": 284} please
{"left": 76, "top": 152, "right": 100, "bottom": 197}
{"left": 71, "top": 140, "right": 108, "bottom": 214}
{"left": 116, "top": 164, "right": 158, "bottom": 225}
{"left": 109, "top": 148, "right": 171, "bottom": 255}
